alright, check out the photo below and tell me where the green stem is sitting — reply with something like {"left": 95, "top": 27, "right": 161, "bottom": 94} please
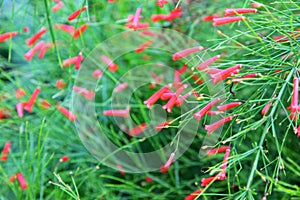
{"left": 43, "top": 0, "right": 62, "bottom": 67}
{"left": 246, "top": 68, "right": 294, "bottom": 190}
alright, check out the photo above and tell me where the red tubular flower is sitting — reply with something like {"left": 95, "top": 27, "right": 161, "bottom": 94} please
{"left": 38, "top": 42, "right": 54, "bottom": 59}
{"left": 204, "top": 116, "right": 233, "bottom": 135}
{"left": 60, "top": 156, "right": 69, "bottom": 162}
{"left": 217, "top": 102, "right": 242, "bottom": 112}
{"left": 161, "top": 93, "right": 174, "bottom": 101}
{"left": 160, "top": 152, "right": 175, "bottom": 173}
{"left": 139, "top": 30, "right": 156, "bottom": 37}
{"left": 155, "top": 119, "right": 172, "bottom": 131}
{"left": 163, "top": 95, "right": 177, "bottom": 113}
{"left": 55, "top": 79, "right": 66, "bottom": 89}
{"left": 0, "top": 110, "right": 4, "bottom": 119}
{"left": 178, "top": 64, "right": 188, "bottom": 74}
{"left": 184, "top": 189, "right": 203, "bottom": 200}
{"left": 129, "top": 123, "right": 147, "bottom": 137}
{"left": 16, "top": 173, "right": 28, "bottom": 190}
{"left": 224, "top": 8, "right": 257, "bottom": 17}
{"left": 192, "top": 91, "right": 201, "bottom": 98}
{"left": 202, "top": 14, "right": 218, "bottom": 22}
{"left": 210, "top": 64, "right": 242, "bottom": 84}
{"left": 207, "top": 110, "right": 224, "bottom": 116}
{"left": 273, "top": 35, "right": 289, "bottom": 43}
{"left": 54, "top": 24, "right": 75, "bottom": 35}
{"left": 201, "top": 175, "right": 219, "bottom": 187}
{"left": 261, "top": 102, "right": 272, "bottom": 116}
{"left": 114, "top": 82, "right": 128, "bottom": 92}
{"left": 24, "top": 41, "right": 45, "bottom": 61}
{"left": 149, "top": 73, "right": 163, "bottom": 89}
{"left": 197, "top": 55, "right": 220, "bottom": 70}
{"left": 133, "top": 8, "right": 142, "bottom": 25}
{"left": 52, "top": 1, "right": 64, "bottom": 12}
{"left": 9, "top": 174, "right": 17, "bottom": 182}
{"left": 0, "top": 31, "right": 18, "bottom": 43}
{"left": 24, "top": 87, "right": 41, "bottom": 113}
{"left": 151, "top": 8, "right": 182, "bottom": 22}
{"left": 219, "top": 148, "right": 231, "bottom": 180}
{"left": 135, "top": 40, "right": 153, "bottom": 53}
{"left": 206, "top": 146, "right": 230, "bottom": 156}
{"left": 125, "top": 23, "right": 149, "bottom": 30}
{"left": 204, "top": 68, "right": 222, "bottom": 75}
{"left": 16, "top": 88, "right": 26, "bottom": 99}
{"left": 75, "top": 52, "right": 83, "bottom": 70}
{"left": 73, "top": 86, "right": 95, "bottom": 100}
{"left": 172, "top": 46, "right": 204, "bottom": 61}
{"left": 74, "top": 24, "right": 88, "bottom": 39}
{"left": 39, "top": 99, "right": 51, "bottom": 109}
{"left": 144, "top": 85, "right": 170, "bottom": 108}
{"left": 103, "top": 107, "right": 130, "bottom": 118}
{"left": 145, "top": 176, "right": 153, "bottom": 183}
{"left": 62, "top": 55, "right": 84, "bottom": 68}
{"left": 92, "top": 69, "right": 103, "bottom": 79}
{"left": 116, "top": 164, "right": 126, "bottom": 175}
{"left": 156, "top": 0, "right": 168, "bottom": 8}
{"left": 213, "top": 16, "right": 245, "bottom": 27}
{"left": 251, "top": 2, "right": 264, "bottom": 8}
{"left": 1, "top": 141, "right": 11, "bottom": 161}
{"left": 126, "top": 15, "right": 135, "bottom": 23}
{"left": 242, "top": 73, "right": 258, "bottom": 79}
{"left": 68, "top": 6, "right": 87, "bottom": 21}
{"left": 26, "top": 28, "right": 47, "bottom": 46}
{"left": 151, "top": 14, "right": 168, "bottom": 22}
{"left": 56, "top": 105, "right": 76, "bottom": 122}
{"left": 193, "top": 98, "right": 221, "bottom": 122}
{"left": 176, "top": 92, "right": 192, "bottom": 107}
{"left": 166, "top": 8, "right": 182, "bottom": 21}
{"left": 232, "top": 73, "right": 258, "bottom": 83}
{"left": 131, "top": 7, "right": 142, "bottom": 31}
{"left": 16, "top": 102, "right": 25, "bottom": 118}
{"left": 173, "top": 70, "right": 182, "bottom": 89}
{"left": 296, "top": 126, "right": 300, "bottom": 137}
{"left": 23, "top": 27, "right": 29, "bottom": 32}
{"left": 192, "top": 74, "right": 203, "bottom": 85}
{"left": 163, "top": 85, "right": 187, "bottom": 112}
{"left": 291, "top": 77, "right": 299, "bottom": 112}
{"left": 101, "top": 55, "right": 118, "bottom": 73}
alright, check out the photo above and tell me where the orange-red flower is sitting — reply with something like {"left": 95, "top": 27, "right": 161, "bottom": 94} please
{"left": 60, "top": 156, "right": 69, "bottom": 162}
{"left": 24, "top": 87, "right": 41, "bottom": 113}
{"left": 193, "top": 98, "right": 221, "bottom": 122}
{"left": 52, "top": 1, "right": 64, "bottom": 12}
{"left": 0, "top": 31, "right": 18, "bottom": 43}
{"left": 129, "top": 123, "right": 147, "bottom": 137}
{"left": 15, "top": 88, "right": 26, "bottom": 99}
{"left": 204, "top": 116, "right": 233, "bottom": 135}
{"left": 224, "top": 8, "right": 257, "bottom": 17}
{"left": 56, "top": 105, "right": 76, "bottom": 122}
{"left": 101, "top": 55, "right": 118, "bottom": 72}
{"left": 26, "top": 28, "right": 47, "bottom": 46}
{"left": 172, "top": 46, "right": 204, "bottom": 61}
{"left": 160, "top": 152, "right": 175, "bottom": 173}
{"left": 1, "top": 141, "right": 11, "bottom": 161}
{"left": 16, "top": 173, "right": 28, "bottom": 190}
{"left": 213, "top": 16, "right": 245, "bottom": 26}
{"left": 103, "top": 107, "right": 130, "bottom": 118}
{"left": 74, "top": 24, "right": 88, "bottom": 39}
{"left": 68, "top": 6, "right": 87, "bottom": 21}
